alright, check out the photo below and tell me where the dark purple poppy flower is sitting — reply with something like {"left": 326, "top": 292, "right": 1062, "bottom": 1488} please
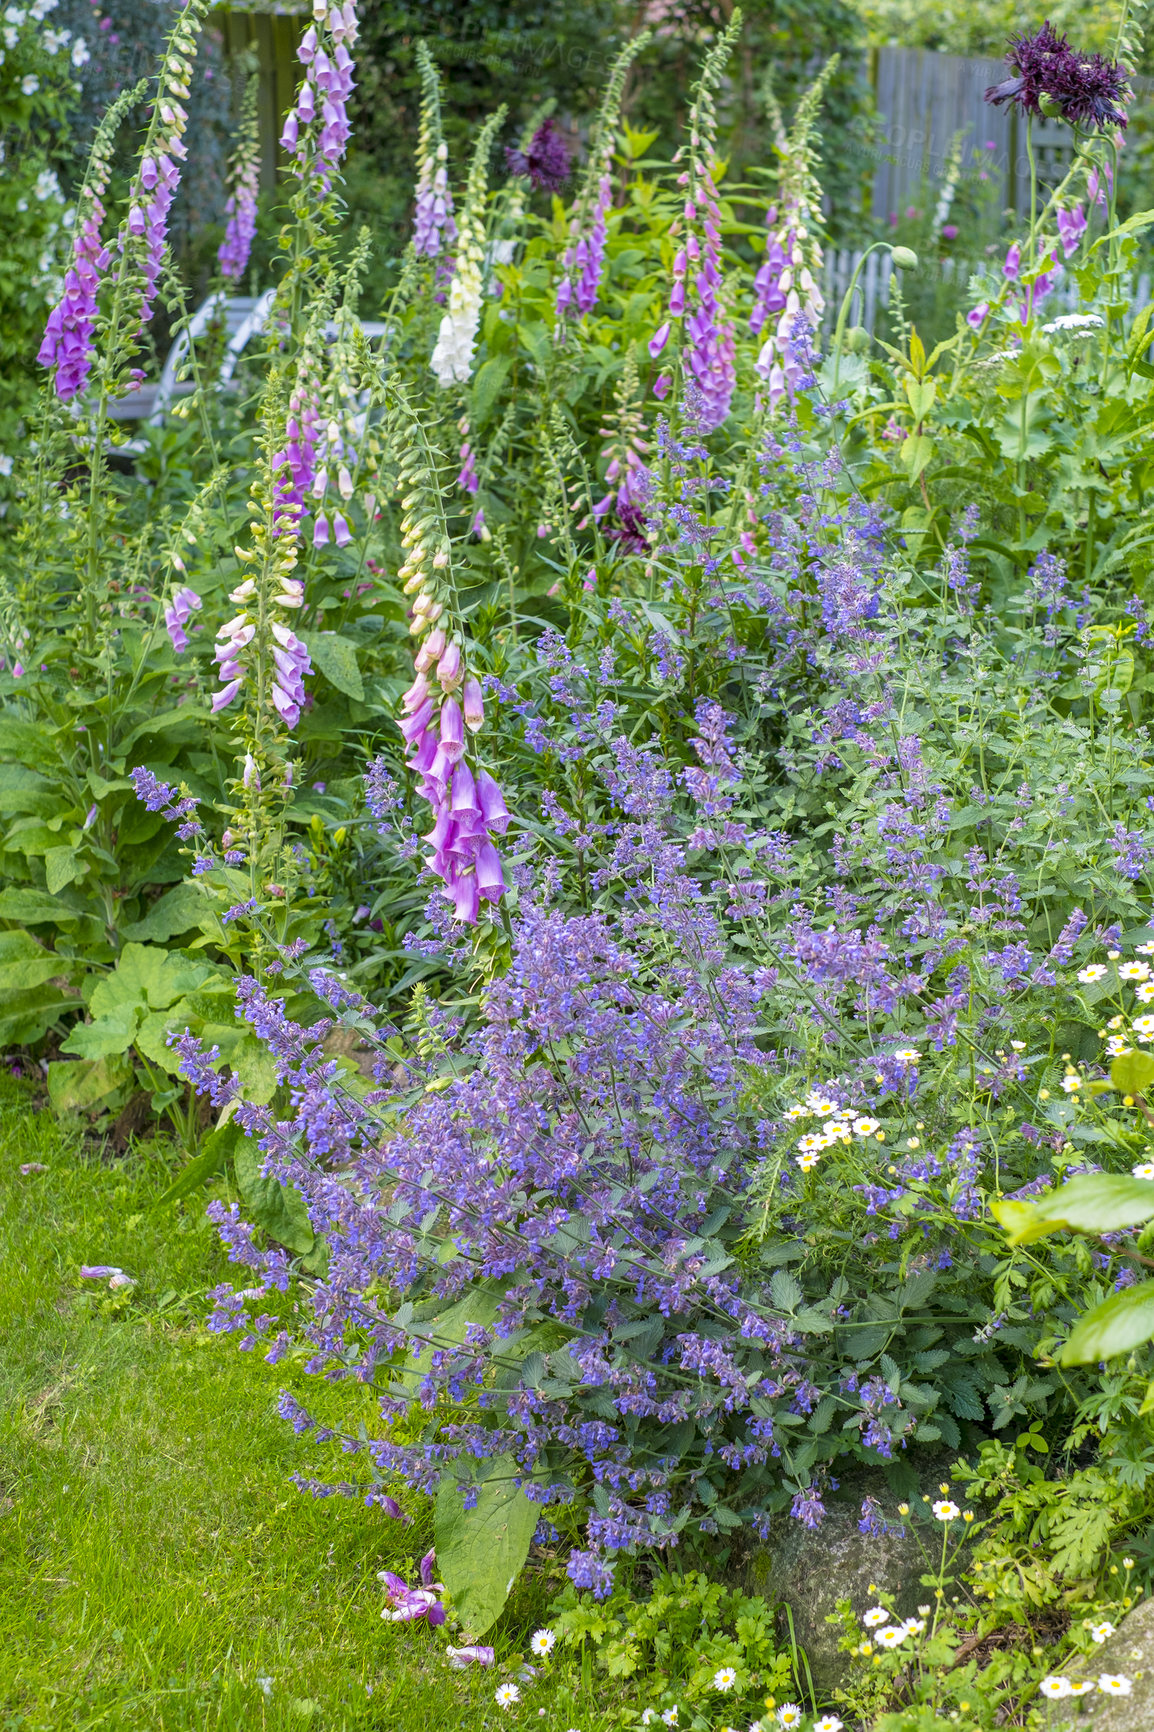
{"left": 505, "top": 118, "right": 571, "bottom": 193}
{"left": 985, "top": 21, "right": 1129, "bottom": 131}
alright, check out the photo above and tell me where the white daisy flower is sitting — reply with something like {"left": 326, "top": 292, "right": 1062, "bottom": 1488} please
{"left": 661, "top": 1710, "right": 679, "bottom": 1728}
{"left": 807, "top": 1096, "right": 837, "bottom": 1116}
{"left": 1069, "top": 1681, "right": 1097, "bottom": 1695}
{"left": 877, "top": 1626, "right": 907, "bottom": 1649}
{"left": 862, "top": 1606, "right": 889, "bottom": 1628}
{"left": 902, "top": 1617, "right": 926, "bottom": 1635}
{"left": 932, "top": 1500, "right": 960, "bottom": 1522}
{"left": 784, "top": 1105, "right": 808, "bottom": 1120}
{"left": 1039, "top": 1677, "right": 1072, "bottom": 1699}
{"left": 1133, "top": 1015, "right": 1154, "bottom": 1040}
{"left": 1136, "top": 981, "right": 1154, "bottom": 1002}
{"left": 1137, "top": 942, "right": 1154, "bottom": 955}
{"left": 1121, "top": 962, "right": 1152, "bottom": 980}
{"left": 815, "top": 1719, "right": 844, "bottom": 1732}
{"left": 641, "top": 1714, "right": 658, "bottom": 1727}
{"left": 1078, "top": 964, "right": 1108, "bottom": 983}
{"left": 495, "top": 1683, "right": 521, "bottom": 1708}
{"left": 777, "top": 1707, "right": 803, "bottom": 1730}
{"left": 713, "top": 1666, "right": 737, "bottom": 1691}
{"left": 1132, "top": 1162, "right": 1154, "bottom": 1181}
{"left": 796, "top": 1133, "right": 826, "bottom": 1152}
{"left": 1061, "top": 1074, "right": 1082, "bottom": 1093}
{"left": 853, "top": 1116, "right": 881, "bottom": 1136}
{"left": 1107, "top": 1037, "right": 1134, "bottom": 1056}
{"left": 796, "top": 1152, "right": 821, "bottom": 1171}
{"left": 1099, "top": 1675, "right": 1133, "bottom": 1695}
{"left": 892, "top": 1048, "right": 921, "bottom": 1064}
{"left": 1090, "top": 1621, "right": 1116, "bottom": 1643}
{"left": 529, "top": 1628, "right": 555, "bottom": 1657}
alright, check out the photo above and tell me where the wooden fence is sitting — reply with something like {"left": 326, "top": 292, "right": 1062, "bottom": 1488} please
{"left": 215, "top": 3, "right": 306, "bottom": 193}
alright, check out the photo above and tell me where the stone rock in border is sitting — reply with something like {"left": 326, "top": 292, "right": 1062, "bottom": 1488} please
{"left": 1070, "top": 1598, "right": 1153, "bottom": 1732}
{"left": 740, "top": 1504, "right": 934, "bottom": 1693}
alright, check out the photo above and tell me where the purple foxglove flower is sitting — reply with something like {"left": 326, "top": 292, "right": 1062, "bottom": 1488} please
{"left": 333, "top": 514, "right": 351, "bottom": 547}
{"left": 38, "top": 196, "right": 110, "bottom": 401}
{"left": 164, "top": 585, "right": 202, "bottom": 654}
{"left": 439, "top": 696, "right": 465, "bottom": 764}
{"left": 444, "top": 866, "right": 480, "bottom": 925}
{"left": 446, "top": 1646, "right": 495, "bottom": 1668}
{"left": 967, "top": 301, "right": 990, "bottom": 329}
{"left": 475, "top": 840, "right": 504, "bottom": 902}
{"left": 437, "top": 640, "right": 462, "bottom": 689}
{"left": 1002, "top": 243, "right": 1020, "bottom": 280}
{"left": 450, "top": 760, "right": 479, "bottom": 815}
{"left": 1056, "top": 203, "right": 1087, "bottom": 257}
{"left": 475, "top": 768, "right": 509, "bottom": 834}
{"left": 648, "top": 321, "right": 670, "bottom": 359}
{"left": 378, "top": 1570, "right": 446, "bottom": 1626}
{"left": 402, "top": 671, "right": 430, "bottom": 712}
{"left": 79, "top": 1264, "right": 125, "bottom": 1278}
{"left": 418, "top": 1549, "right": 436, "bottom": 1587}
{"left": 314, "top": 513, "right": 330, "bottom": 548}
{"left": 414, "top": 626, "right": 446, "bottom": 673}
{"left": 211, "top": 678, "right": 243, "bottom": 714}
{"left": 400, "top": 697, "right": 434, "bottom": 744}
{"left": 457, "top": 441, "right": 479, "bottom": 494}
{"left": 653, "top": 374, "right": 671, "bottom": 399}
{"left": 462, "top": 676, "right": 484, "bottom": 732}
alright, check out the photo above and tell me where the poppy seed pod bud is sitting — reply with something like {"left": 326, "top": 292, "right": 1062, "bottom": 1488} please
{"left": 891, "top": 245, "right": 918, "bottom": 270}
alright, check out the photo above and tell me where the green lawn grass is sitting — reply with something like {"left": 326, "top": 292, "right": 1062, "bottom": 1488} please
{"left": 0, "top": 1079, "right": 604, "bottom": 1732}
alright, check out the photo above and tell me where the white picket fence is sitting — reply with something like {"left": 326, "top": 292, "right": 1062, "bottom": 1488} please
{"left": 820, "top": 247, "right": 1154, "bottom": 337}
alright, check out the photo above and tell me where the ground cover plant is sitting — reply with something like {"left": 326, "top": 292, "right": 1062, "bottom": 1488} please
{"left": 7, "top": 0, "right": 1154, "bottom": 1726}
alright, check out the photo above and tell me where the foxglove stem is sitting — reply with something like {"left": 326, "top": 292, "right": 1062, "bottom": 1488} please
{"left": 281, "top": 0, "right": 359, "bottom": 201}
{"left": 751, "top": 58, "right": 836, "bottom": 410}
{"left": 413, "top": 41, "right": 456, "bottom": 258}
{"left": 554, "top": 34, "right": 649, "bottom": 329}
{"left": 219, "top": 72, "right": 262, "bottom": 282}
{"left": 651, "top": 19, "right": 741, "bottom": 432}
{"left": 430, "top": 107, "right": 506, "bottom": 388}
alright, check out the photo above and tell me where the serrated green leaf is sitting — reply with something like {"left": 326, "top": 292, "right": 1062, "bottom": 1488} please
{"left": 45, "top": 845, "right": 84, "bottom": 894}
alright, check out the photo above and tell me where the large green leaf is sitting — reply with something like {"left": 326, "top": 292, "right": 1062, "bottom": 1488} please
{"left": 1061, "top": 1281, "right": 1154, "bottom": 1365}
{"left": 121, "top": 882, "right": 217, "bottom": 942}
{"left": 48, "top": 1053, "right": 132, "bottom": 1112}
{"left": 0, "top": 887, "right": 82, "bottom": 926}
{"left": 303, "top": 632, "right": 364, "bottom": 701}
{"left": 434, "top": 1457, "right": 538, "bottom": 1638}
{"left": 0, "top": 985, "right": 80, "bottom": 1047}
{"left": 234, "top": 1139, "right": 315, "bottom": 1255}
{"left": 993, "top": 1173, "right": 1154, "bottom": 1246}
{"left": 89, "top": 943, "right": 210, "bottom": 1019}
{"left": 0, "top": 930, "right": 72, "bottom": 992}
{"left": 61, "top": 1002, "right": 140, "bottom": 1059}
{"left": 45, "top": 845, "right": 85, "bottom": 894}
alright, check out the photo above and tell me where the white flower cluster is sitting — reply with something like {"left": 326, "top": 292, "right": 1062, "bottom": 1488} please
{"left": 430, "top": 109, "right": 504, "bottom": 389}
